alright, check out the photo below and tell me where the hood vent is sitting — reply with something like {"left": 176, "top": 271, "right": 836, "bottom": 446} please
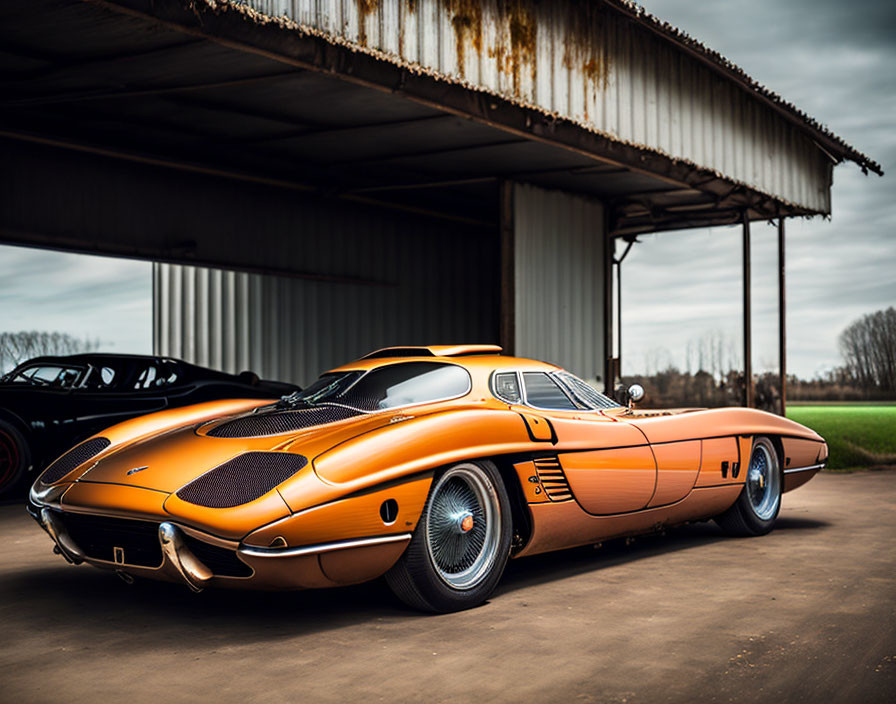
{"left": 175, "top": 452, "right": 307, "bottom": 508}
{"left": 533, "top": 456, "right": 573, "bottom": 502}
{"left": 41, "top": 437, "right": 111, "bottom": 485}
{"left": 206, "top": 405, "right": 362, "bottom": 438}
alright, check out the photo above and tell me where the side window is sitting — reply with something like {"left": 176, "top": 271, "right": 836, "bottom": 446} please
{"left": 522, "top": 372, "right": 577, "bottom": 410}
{"left": 492, "top": 372, "right": 521, "bottom": 403}
{"left": 134, "top": 364, "right": 158, "bottom": 390}
{"left": 159, "top": 360, "right": 180, "bottom": 385}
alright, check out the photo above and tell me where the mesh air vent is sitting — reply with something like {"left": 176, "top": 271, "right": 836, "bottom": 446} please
{"left": 206, "top": 405, "right": 362, "bottom": 438}
{"left": 175, "top": 452, "right": 307, "bottom": 508}
{"left": 41, "top": 437, "right": 111, "bottom": 485}
{"left": 533, "top": 456, "right": 573, "bottom": 501}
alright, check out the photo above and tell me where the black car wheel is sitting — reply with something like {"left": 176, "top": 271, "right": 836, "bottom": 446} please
{"left": 385, "top": 460, "right": 512, "bottom": 613}
{"left": 0, "top": 420, "right": 29, "bottom": 496}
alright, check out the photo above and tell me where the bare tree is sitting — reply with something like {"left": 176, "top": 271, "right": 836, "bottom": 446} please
{"left": 0, "top": 331, "right": 102, "bottom": 374}
{"left": 839, "top": 307, "right": 896, "bottom": 393}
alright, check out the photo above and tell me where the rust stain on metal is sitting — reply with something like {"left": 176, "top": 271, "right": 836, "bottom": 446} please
{"left": 484, "top": 1, "right": 537, "bottom": 96}
{"left": 563, "top": 2, "right": 612, "bottom": 119}
{"left": 507, "top": 1, "right": 537, "bottom": 95}
{"left": 355, "top": 0, "right": 382, "bottom": 46}
{"left": 447, "top": 0, "right": 483, "bottom": 77}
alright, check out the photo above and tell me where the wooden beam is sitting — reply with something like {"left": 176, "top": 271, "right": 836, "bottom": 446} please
{"left": 778, "top": 218, "right": 787, "bottom": 415}
{"left": 743, "top": 212, "right": 754, "bottom": 407}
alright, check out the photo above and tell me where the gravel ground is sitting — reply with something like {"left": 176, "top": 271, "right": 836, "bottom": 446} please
{"left": 1, "top": 470, "right": 893, "bottom": 704}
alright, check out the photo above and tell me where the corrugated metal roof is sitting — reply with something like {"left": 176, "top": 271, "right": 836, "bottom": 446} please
{"left": 198, "top": 0, "right": 878, "bottom": 213}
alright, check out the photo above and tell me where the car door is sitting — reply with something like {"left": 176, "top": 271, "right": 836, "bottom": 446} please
{"left": 518, "top": 371, "right": 657, "bottom": 515}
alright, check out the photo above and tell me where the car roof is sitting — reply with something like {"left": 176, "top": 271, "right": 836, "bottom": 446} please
{"left": 15, "top": 353, "right": 178, "bottom": 366}
{"left": 327, "top": 351, "right": 560, "bottom": 374}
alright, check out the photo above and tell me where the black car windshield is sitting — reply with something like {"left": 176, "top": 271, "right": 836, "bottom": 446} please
{"left": 291, "top": 362, "right": 471, "bottom": 411}
{"left": 3, "top": 364, "right": 84, "bottom": 389}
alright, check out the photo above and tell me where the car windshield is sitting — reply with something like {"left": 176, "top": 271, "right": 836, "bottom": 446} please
{"left": 285, "top": 362, "right": 471, "bottom": 411}
{"left": 3, "top": 364, "right": 84, "bottom": 389}
{"left": 553, "top": 370, "right": 620, "bottom": 410}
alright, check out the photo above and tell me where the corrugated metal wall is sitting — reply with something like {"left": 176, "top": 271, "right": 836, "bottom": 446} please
{"left": 513, "top": 183, "right": 605, "bottom": 382}
{"left": 243, "top": 0, "right": 831, "bottom": 213}
{"left": 153, "top": 217, "right": 498, "bottom": 386}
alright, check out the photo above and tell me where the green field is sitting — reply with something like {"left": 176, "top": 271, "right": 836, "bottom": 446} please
{"left": 786, "top": 405, "right": 896, "bottom": 469}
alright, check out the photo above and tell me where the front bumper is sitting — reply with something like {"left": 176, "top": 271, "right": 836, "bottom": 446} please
{"left": 30, "top": 502, "right": 410, "bottom": 591}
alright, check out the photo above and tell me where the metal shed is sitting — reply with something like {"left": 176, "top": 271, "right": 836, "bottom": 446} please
{"left": 0, "top": 0, "right": 880, "bottom": 401}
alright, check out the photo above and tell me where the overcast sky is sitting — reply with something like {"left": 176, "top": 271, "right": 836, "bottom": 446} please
{"left": 0, "top": 0, "right": 892, "bottom": 378}
{"left": 627, "top": 0, "right": 895, "bottom": 378}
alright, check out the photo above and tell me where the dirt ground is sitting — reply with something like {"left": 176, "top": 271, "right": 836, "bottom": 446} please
{"left": 1, "top": 470, "right": 893, "bottom": 704}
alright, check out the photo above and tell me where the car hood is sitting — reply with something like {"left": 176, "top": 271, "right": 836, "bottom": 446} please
{"left": 76, "top": 406, "right": 407, "bottom": 494}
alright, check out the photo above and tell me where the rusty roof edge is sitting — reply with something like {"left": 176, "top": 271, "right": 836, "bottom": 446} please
{"left": 93, "top": 0, "right": 847, "bottom": 215}
{"left": 208, "top": 0, "right": 881, "bottom": 178}
{"left": 604, "top": 0, "right": 883, "bottom": 177}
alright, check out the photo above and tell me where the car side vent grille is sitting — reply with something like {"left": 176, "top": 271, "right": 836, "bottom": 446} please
{"left": 175, "top": 452, "right": 308, "bottom": 508}
{"left": 41, "top": 437, "right": 111, "bottom": 485}
{"left": 533, "top": 456, "right": 573, "bottom": 501}
{"left": 206, "top": 405, "right": 362, "bottom": 438}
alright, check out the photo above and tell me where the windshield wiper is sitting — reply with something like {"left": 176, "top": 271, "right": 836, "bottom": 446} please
{"left": 276, "top": 391, "right": 310, "bottom": 409}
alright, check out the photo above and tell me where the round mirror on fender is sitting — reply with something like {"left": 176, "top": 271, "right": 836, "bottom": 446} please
{"left": 627, "top": 384, "right": 645, "bottom": 407}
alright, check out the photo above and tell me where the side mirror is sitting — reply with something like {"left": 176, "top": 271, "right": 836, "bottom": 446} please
{"left": 627, "top": 384, "right": 644, "bottom": 408}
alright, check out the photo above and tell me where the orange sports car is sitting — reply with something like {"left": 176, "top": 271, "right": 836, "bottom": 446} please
{"left": 28, "top": 345, "right": 827, "bottom": 612}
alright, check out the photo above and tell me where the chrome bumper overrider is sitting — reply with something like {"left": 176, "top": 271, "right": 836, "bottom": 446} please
{"left": 159, "top": 522, "right": 213, "bottom": 592}
{"left": 40, "top": 508, "right": 85, "bottom": 565}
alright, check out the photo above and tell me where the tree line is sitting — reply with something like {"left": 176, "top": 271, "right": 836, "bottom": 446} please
{"left": 839, "top": 306, "right": 896, "bottom": 394}
{"left": 622, "top": 306, "right": 896, "bottom": 409}
{"left": 0, "top": 331, "right": 101, "bottom": 374}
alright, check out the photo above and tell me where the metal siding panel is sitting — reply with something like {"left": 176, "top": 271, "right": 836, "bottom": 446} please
{"left": 154, "top": 207, "right": 498, "bottom": 386}
{"left": 513, "top": 183, "right": 605, "bottom": 382}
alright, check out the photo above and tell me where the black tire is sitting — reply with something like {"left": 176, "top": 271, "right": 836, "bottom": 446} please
{"left": 385, "top": 460, "right": 512, "bottom": 613}
{"left": 0, "top": 420, "right": 30, "bottom": 497}
{"left": 715, "top": 436, "right": 782, "bottom": 536}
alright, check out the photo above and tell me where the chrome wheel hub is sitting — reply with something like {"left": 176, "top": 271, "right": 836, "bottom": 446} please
{"left": 425, "top": 465, "right": 501, "bottom": 590}
{"left": 746, "top": 443, "right": 780, "bottom": 520}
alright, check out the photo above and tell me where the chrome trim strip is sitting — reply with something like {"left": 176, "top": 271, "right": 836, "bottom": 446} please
{"left": 239, "top": 532, "right": 412, "bottom": 559}
{"left": 784, "top": 463, "right": 825, "bottom": 474}
{"left": 158, "top": 522, "right": 213, "bottom": 592}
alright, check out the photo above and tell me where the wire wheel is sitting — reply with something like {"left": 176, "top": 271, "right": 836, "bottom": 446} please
{"left": 424, "top": 464, "right": 502, "bottom": 591}
{"left": 715, "top": 436, "right": 782, "bottom": 536}
{"left": 746, "top": 440, "right": 781, "bottom": 520}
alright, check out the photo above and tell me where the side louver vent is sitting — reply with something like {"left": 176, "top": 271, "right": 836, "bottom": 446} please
{"left": 206, "top": 405, "right": 362, "bottom": 438}
{"left": 175, "top": 452, "right": 308, "bottom": 508}
{"left": 41, "top": 437, "right": 111, "bottom": 485}
{"left": 533, "top": 456, "right": 573, "bottom": 502}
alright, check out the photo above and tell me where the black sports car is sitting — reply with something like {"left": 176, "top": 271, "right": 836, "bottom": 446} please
{"left": 0, "top": 353, "right": 298, "bottom": 494}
